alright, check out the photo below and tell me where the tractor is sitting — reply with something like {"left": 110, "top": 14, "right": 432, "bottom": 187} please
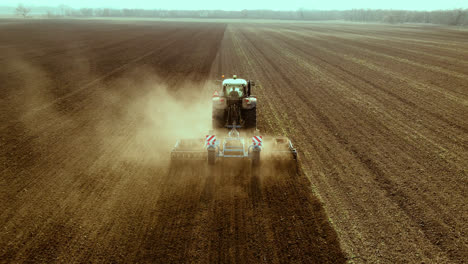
{"left": 171, "top": 75, "right": 297, "bottom": 166}
{"left": 212, "top": 75, "right": 257, "bottom": 129}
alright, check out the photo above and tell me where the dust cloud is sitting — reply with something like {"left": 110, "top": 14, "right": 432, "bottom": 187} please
{"left": 2, "top": 53, "right": 213, "bottom": 167}
{"left": 111, "top": 71, "right": 213, "bottom": 163}
{"left": 3, "top": 55, "right": 74, "bottom": 132}
{"left": 3, "top": 53, "right": 292, "bottom": 169}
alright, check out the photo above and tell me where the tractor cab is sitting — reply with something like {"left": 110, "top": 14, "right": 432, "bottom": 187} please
{"left": 213, "top": 75, "right": 257, "bottom": 129}
{"left": 222, "top": 76, "right": 248, "bottom": 98}
{"left": 225, "top": 86, "right": 244, "bottom": 98}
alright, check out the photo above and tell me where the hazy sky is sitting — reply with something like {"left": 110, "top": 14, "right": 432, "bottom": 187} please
{"left": 4, "top": 0, "right": 468, "bottom": 11}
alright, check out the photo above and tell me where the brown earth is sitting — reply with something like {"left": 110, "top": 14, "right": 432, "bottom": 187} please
{"left": 0, "top": 19, "right": 467, "bottom": 264}
{"left": 0, "top": 19, "right": 344, "bottom": 263}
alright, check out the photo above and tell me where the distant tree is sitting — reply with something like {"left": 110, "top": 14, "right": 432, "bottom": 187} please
{"left": 452, "top": 9, "right": 464, "bottom": 25}
{"left": 383, "top": 15, "right": 397, "bottom": 24}
{"left": 58, "top": 4, "right": 66, "bottom": 16}
{"left": 80, "top": 8, "right": 93, "bottom": 17}
{"left": 15, "top": 3, "right": 30, "bottom": 18}
{"left": 241, "top": 9, "right": 248, "bottom": 18}
{"left": 46, "top": 10, "right": 55, "bottom": 18}
{"left": 297, "top": 8, "right": 305, "bottom": 20}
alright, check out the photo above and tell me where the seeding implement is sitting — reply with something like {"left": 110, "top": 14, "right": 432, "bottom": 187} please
{"left": 171, "top": 126, "right": 297, "bottom": 166}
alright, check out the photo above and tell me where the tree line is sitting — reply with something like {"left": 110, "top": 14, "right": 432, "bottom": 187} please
{"left": 14, "top": 4, "right": 468, "bottom": 26}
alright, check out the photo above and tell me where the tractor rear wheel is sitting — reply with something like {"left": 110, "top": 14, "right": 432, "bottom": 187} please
{"left": 243, "top": 107, "right": 257, "bottom": 129}
{"left": 212, "top": 109, "right": 225, "bottom": 129}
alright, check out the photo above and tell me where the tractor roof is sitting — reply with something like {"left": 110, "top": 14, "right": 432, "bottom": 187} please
{"left": 222, "top": 78, "right": 247, "bottom": 86}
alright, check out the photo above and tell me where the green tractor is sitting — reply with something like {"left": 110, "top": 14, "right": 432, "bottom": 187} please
{"left": 212, "top": 75, "right": 257, "bottom": 129}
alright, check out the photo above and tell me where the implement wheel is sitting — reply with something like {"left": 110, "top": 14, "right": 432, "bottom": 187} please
{"left": 252, "top": 150, "right": 260, "bottom": 167}
{"left": 208, "top": 149, "right": 216, "bottom": 165}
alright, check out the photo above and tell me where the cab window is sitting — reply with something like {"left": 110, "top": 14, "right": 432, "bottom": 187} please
{"left": 226, "top": 86, "right": 244, "bottom": 97}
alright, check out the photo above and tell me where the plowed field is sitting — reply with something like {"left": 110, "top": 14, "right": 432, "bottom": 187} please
{"left": 0, "top": 20, "right": 467, "bottom": 263}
